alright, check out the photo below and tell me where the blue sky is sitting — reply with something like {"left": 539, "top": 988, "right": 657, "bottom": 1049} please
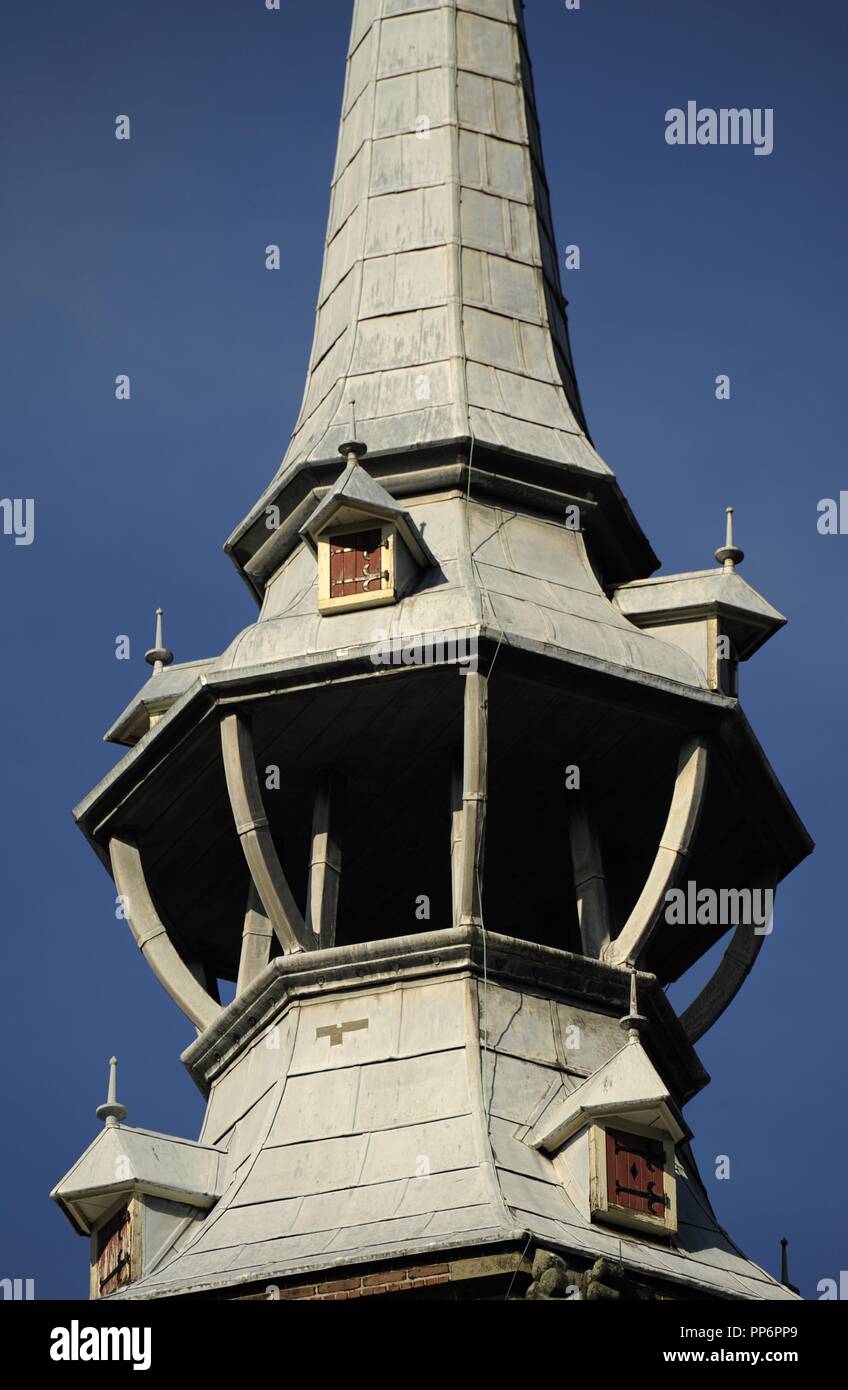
{"left": 1, "top": 0, "right": 845, "bottom": 1299}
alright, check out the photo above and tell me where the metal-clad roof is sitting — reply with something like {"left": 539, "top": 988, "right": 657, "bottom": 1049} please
{"left": 230, "top": 0, "right": 610, "bottom": 552}
{"left": 105, "top": 964, "right": 794, "bottom": 1301}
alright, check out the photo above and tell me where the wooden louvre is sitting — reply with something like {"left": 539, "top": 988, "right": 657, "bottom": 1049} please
{"left": 95, "top": 1204, "right": 133, "bottom": 1296}
{"left": 606, "top": 1127, "right": 667, "bottom": 1219}
{"left": 329, "top": 529, "right": 385, "bottom": 599}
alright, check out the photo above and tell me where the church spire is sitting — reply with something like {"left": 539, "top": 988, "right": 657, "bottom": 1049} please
{"left": 57, "top": 0, "right": 813, "bottom": 1309}
{"left": 278, "top": 0, "right": 592, "bottom": 465}
{"left": 227, "top": 0, "right": 657, "bottom": 591}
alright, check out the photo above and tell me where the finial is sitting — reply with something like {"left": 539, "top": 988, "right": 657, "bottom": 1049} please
{"left": 619, "top": 967, "right": 648, "bottom": 1041}
{"left": 95, "top": 1056, "right": 128, "bottom": 1127}
{"left": 144, "top": 607, "right": 174, "bottom": 675}
{"left": 339, "top": 399, "right": 367, "bottom": 466}
{"left": 715, "top": 506, "right": 744, "bottom": 571}
{"left": 779, "top": 1237, "right": 800, "bottom": 1293}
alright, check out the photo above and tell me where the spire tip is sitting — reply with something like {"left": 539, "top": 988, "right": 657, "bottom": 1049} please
{"left": 339, "top": 401, "right": 367, "bottom": 464}
{"left": 145, "top": 607, "right": 174, "bottom": 674}
{"left": 715, "top": 506, "right": 744, "bottom": 571}
{"left": 95, "top": 1056, "right": 128, "bottom": 1127}
{"left": 619, "top": 966, "right": 648, "bottom": 1040}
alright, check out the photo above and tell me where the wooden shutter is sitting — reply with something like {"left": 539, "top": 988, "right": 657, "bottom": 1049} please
{"left": 329, "top": 530, "right": 384, "bottom": 598}
{"left": 606, "top": 1127, "right": 667, "bottom": 1218}
{"left": 96, "top": 1204, "right": 133, "bottom": 1296}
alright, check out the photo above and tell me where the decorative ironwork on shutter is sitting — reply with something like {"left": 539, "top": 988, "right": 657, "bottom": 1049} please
{"left": 329, "top": 529, "right": 385, "bottom": 598}
{"left": 96, "top": 1204, "right": 132, "bottom": 1296}
{"left": 606, "top": 1127, "right": 668, "bottom": 1217}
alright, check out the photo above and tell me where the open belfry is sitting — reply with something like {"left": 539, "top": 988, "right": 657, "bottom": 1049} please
{"left": 53, "top": 0, "right": 811, "bottom": 1302}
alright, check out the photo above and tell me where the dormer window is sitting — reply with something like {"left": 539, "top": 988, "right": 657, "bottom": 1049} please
{"left": 522, "top": 1027, "right": 685, "bottom": 1243}
{"left": 590, "top": 1120, "right": 676, "bottom": 1238}
{"left": 319, "top": 523, "right": 395, "bottom": 614}
{"left": 300, "top": 443, "right": 437, "bottom": 618}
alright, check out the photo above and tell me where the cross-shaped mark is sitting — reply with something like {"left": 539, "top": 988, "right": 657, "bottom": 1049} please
{"left": 316, "top": 1019, "right": 369, "bottom": 1048}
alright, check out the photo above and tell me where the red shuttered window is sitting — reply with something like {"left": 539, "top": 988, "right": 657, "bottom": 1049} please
{"left": 606, "top": 1128, "right": 668, "bottom": 1219}
{"left": 328, "top": 529, "right": 385, "bottom": 599}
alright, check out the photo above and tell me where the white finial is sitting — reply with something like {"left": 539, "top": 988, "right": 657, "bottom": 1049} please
{"left": 715, "top": 507, "right": 744, "bottom": 572}
{"left": 95, "top": 1056, "right": 128, "bottom": 1127}
{"left": 339, "top": 400, "right": 367, "bottom": 466}
{"left": 144, "top": 607, "right": 174, "bottom": 675}
{"left": 619, "top": 967, "right": 648, "bottom": 1042}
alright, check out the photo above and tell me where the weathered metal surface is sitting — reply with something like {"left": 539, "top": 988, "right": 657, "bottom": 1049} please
{"left": 89, "top": 954, "right": 794, "bottom": 1302}
{"left": 221, "top": 499, "right": 708, "bottom": 685}
{"left": 229, "top": 0, "right": 610, "bottom": 558}
{"left": 56, "top": 0, "right": 815, "bottom": 1314}
{"left": 523, "top": 1035, "right": 685, "bottom": 1154}
{"left": 51, "top": 1123, "right": 225, "bottom": 1236}
{"left": 102, "top": 491, "right": 719, "bottom": 756}
{"left": 613, "top": 567, "right": 786, "bottom": 661}
{"left": 236, "top": 883, "right": 274, "bottom": 996}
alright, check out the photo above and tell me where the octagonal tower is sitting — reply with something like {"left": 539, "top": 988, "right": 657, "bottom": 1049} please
{"left": 53, "top": 0, "right": 811, "bottom": 1303}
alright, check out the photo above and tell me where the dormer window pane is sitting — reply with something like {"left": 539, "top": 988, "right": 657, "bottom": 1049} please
{"left": 606, "top": 1127, "right": 667, "bottom": 1219}
{"left": 329, "top": 529, "right": 384, "bottom": 598}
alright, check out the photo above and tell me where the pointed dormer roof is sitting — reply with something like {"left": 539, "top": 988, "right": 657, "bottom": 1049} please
{"left": 228, "top": 0, "right": 657, "bottom": 590}
{"left": 50, "top": 1124, "right": 224, "bottom": 1235}
{"left": 523, "top": 1036, "right": 688, "bottom": 1154}
{"left": 299, "top": 452, "right": 436, "bottom": 566}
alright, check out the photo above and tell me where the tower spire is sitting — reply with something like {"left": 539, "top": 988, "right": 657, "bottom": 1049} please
{"left": 225, "top": 0, "right": 659, "bottom": 593}
{"left": 144, "top": 607, "right": 173, "bottom": 675}
{"left": 715, "top": 506, "right": 745, "bottom": 571}
{"left": 95, "top": 1056, "right": 128, "bottom": 1127}
{"left": 264, "top": 0, "right": 590, "bottom": 471}
{"left": 55, "top": 0, "right": 813, "bottom": 1310}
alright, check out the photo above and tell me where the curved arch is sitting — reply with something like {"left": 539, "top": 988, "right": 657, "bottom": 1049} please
{"left": 603, "top": 737, "right": 709, "bottom": 967}
{"left": 110, "top": 835, "right": 221, "bottom": 1032}
{"left": 220, "top": 712, "right": 310, "bottom": 955}
{"left": 680, "top": 876, "right": 775, "bottom": 1044}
